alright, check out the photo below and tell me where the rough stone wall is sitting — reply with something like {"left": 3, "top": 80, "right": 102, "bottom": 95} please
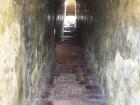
{"left": 77, "top": 0, "right": 140, "bottom": 105}
{"left": 0, "top": 0, "right": 60, "bottom": 105}
{"left": 55, "top": 1, "right": 65, "bottom": 42}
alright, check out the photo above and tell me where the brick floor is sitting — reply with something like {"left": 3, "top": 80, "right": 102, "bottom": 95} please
{"left": 32, "top": 24, "right": 107, "bottom": 105}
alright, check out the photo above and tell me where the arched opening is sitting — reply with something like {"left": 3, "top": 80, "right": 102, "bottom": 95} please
{"left": 65, "top": 0, "right": 76, "bottom": 16}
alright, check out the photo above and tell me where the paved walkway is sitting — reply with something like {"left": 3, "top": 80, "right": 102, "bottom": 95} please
{"left": 32, "top": 17, "right": 107, "bottom": 105}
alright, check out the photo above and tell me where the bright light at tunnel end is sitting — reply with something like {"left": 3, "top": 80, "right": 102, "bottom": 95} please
{"left": 64, "top": 0, "right": 77, "bottom": 27}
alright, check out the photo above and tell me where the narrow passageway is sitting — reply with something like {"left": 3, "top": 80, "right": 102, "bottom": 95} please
{"left": 1, "top": 0, "right": 140, "bottom": 105}
{"left": 33, "top": 16, "right": 107, "bottom": 105}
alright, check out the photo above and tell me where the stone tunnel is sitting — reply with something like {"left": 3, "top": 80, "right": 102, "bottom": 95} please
{"left": 0, "top": 0, "right": 140, "bottom": 105}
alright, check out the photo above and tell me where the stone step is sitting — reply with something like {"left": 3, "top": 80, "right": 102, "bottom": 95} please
{"left": 52, "top": 100, "right": 88, "bottom": 105}
{"left": 50, "top": 94, "right": 87, "bottom": 100}
{"left": 87, "top": 95, "right": 106, "bottom": 100}
{"left": 86, "top": 85, "right": 100, "bottom": 89}
{"left": 88, "top": 99, "right": 107, "bottom": 105}
{"left": 83, "top": 89, "right": 104, "bottom": 95}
